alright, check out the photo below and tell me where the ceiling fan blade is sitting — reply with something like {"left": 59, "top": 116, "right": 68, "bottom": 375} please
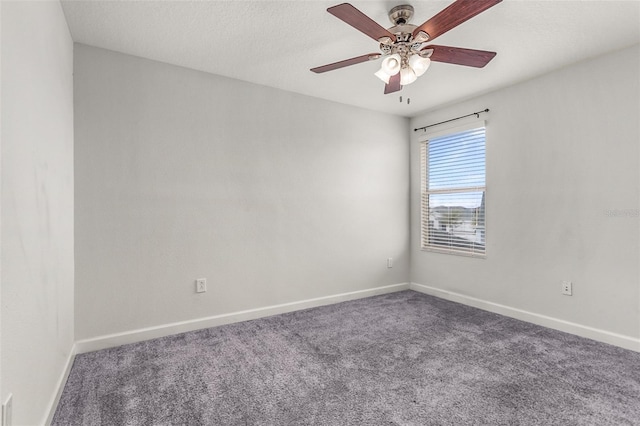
{"left": 426, "top": 45, "right": 496, "bottom": 68}
{"left": 413, "top": 0, "right": 502, "bottom": 42}
{"left": 328, "top": 3, "right": 396, "bottom": 43}
{"left": 384, "top": 73, "right": 402, "bottom": 94}
{"left": 311, "top": 53, "right": 381, "bottom": 73}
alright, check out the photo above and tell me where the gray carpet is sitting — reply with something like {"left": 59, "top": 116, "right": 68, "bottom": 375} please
{"left": 53, "top": 291, "right": 640, "bottom": 425}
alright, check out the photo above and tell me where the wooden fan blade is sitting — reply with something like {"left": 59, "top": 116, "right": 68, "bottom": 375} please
{"left": 413, "top": 0, "right": 502, "bottom": 42}
{"left": 311, "top": 53, "right": 381, "bottom": 73}
{"left": 426, "top": 45, "right": 496, "bottom": 68}
{"left": 328, "top": 3, "right": 396, "bottom": 43}
{"left": 384, "top": 73, "right": 402, "bottom": 94}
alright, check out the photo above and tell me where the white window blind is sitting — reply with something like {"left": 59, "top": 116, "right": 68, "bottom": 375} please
{"left": 421, "top": 125, "right": 486, "bottom": 256}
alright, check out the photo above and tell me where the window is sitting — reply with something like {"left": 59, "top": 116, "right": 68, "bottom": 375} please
{"left": 420, "top": 124, "right": 486, "bottom": 257}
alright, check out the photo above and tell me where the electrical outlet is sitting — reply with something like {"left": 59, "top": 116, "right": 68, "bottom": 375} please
{"left": 2, "top": 393, "right": 13, "bottom": 426}
{"left": 561, "top": 281, "right": 573, "bottom": 296}
{"left": 196, "top": 278, "right": 207, "bottom": 293}
{"left": 387, "top": 258, "right": 393, "bottom": 268}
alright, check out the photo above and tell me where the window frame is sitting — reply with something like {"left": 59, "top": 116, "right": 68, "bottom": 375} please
{"left": 419, "top": 120, "right": 487, "bottom": 258}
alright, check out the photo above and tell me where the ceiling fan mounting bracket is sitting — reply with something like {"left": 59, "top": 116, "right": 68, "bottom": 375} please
{"left": 419, "top": 48, "right": 434, "bottom": 59}
{"left": 388, "top": 4, "right": 414, "bottom": 26}
{"left": 380, "top": 44, "right": 393, "bottom": 54}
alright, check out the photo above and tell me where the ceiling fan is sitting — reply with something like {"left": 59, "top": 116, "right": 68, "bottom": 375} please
{"left": 311, "top": 0, "right": 502, "bottom": 94}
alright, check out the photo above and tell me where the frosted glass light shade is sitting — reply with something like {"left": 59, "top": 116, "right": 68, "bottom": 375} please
{"left": 400, "top": 67, "right": 417, "bottom": 85}
{"left": 374, "top": 68, "right": 391, "bottom": 84}
{"left": 381, "top": 54, "right": 401, "bottom": 75}
{"left": 409, "top": 55, "right": 431, "bottom": 77}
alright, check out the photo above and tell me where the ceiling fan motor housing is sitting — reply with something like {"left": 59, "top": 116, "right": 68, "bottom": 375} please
{"left": 380, "top": 5, "right": 430, "bottom": 67}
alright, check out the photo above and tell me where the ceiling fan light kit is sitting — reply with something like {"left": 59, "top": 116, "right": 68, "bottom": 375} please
{"left": 408, "top": 54, "right": 431, "bottom": 76}
{"left": 311, "top": 0, "right": 502, "bottom": 94}
{"left": 399, "top": 66, "right": 417, "bottom": 86}
{"left": 374, "top": 68, "right": 391, "bottom": 84}
{"left": 381, "top": 53, "right": 402, "bottom": 75}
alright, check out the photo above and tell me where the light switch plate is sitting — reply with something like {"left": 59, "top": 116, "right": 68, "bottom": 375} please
{"left": 196, "top": 278, "right": 207, "bottom": 293}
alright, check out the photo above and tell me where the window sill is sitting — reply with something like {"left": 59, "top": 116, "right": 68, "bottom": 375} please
{"left": 421, "top": 246, "right": 486, "bottom": 259}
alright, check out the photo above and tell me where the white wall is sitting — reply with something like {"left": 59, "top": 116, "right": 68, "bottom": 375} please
{"left": 410, "top": 45, "right": 640, "bottom": 344}
{"left": 0, "top": 0, "right": 3, "bottom": 410}
{"left": 1, "top": 1, "right": 75, "bottom": 425}
{"left": 74, "top": 45, "right": 410, "bottom": 341}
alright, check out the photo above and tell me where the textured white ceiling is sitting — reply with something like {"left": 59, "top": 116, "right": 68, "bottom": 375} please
{"left": 61, "top": 0, "right": 640, "bottom": 117}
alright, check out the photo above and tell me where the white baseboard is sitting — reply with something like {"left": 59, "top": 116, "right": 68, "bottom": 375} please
{"left": 75, "top": 282, "right": 410, "bottom": 354}
{"left": 44, "top": 343, "right": 77, "bottom": 425}
{"left": 410, "top": 282, "right": 640, "bottom": 352}
{"left": 45, "top": 281, "right": 638, "bottom": 423}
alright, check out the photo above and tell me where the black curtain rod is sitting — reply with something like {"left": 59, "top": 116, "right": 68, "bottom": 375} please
{"left": 413, "top": 108, "right": 489, "bottom": 132}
